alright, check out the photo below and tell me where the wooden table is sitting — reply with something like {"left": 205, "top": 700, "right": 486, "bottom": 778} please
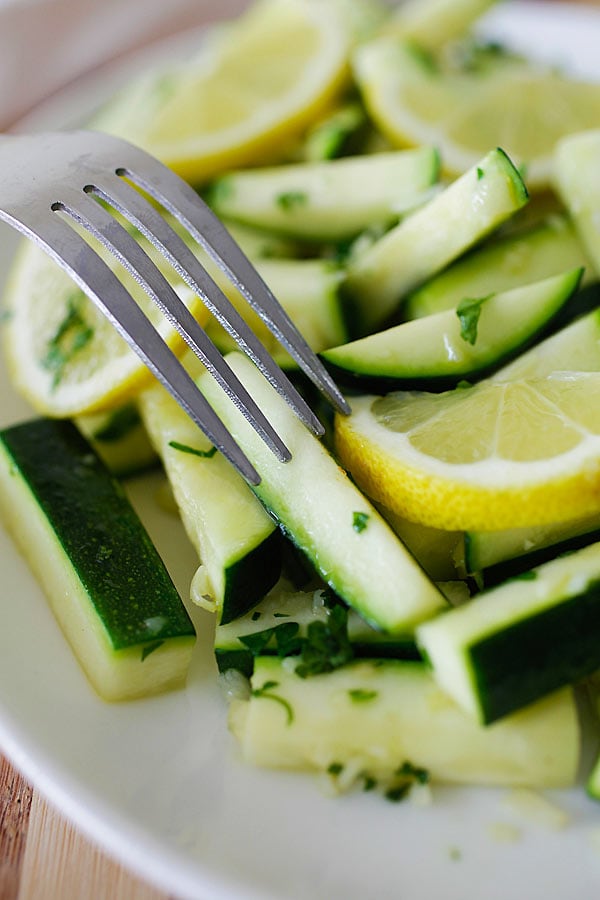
{"left": 0, "top": 755, "right": 169, "bottom": 899}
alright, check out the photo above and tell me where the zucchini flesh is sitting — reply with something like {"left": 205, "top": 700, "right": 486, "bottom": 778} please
{"left": 417, "top": 541, "right": 600, "bottom": 724}
{"left": 138, "top": 381, "right": 282, "bottom": 624}
{"left": 208, "top": 148, "right": 440, "bottom": 241}
{"left": 74, "top": 402, "right": 158, "bottom": 477}
{"left": 321, "top": 268, "right": 583, "bottom": 392}
{"left": 198, "top": 352, "right": 447, "bottom": 634}
{"left": 205, "top": 258, "right": 348, "bottom": 369}
{"left": 463, "top": 512, "right": 600, "bottom": 587}
{"left": 0, "top": 418, "right": 195, "bottom": 701}
{"left": 404, "top": 215, "right": 590, "bottom": 320}
{"left": 230, "top": 657, "right": 579, "bottom": 789}
{"left": 343, "top": 148, "right": 529, "bottom": 335}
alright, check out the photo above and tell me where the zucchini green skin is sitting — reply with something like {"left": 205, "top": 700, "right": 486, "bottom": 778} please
{"left": 465, "top": 517, "right": 600, "bottom": 589}
{"left": 208, "top": 148, "right": 440, "bottom": 242}
{"left": 199, "top": 353, "right": 447, "bottom": 634}
{"left": 138, "top": 382, "right": 282, "bottom": 625}
{"left": 321, "top": 268, "right": 583, "bottom": 393}
{"left": 342, "top": 148, "right": 529, "bottom": 337}
{"left": 230, "top": 657, "right": 578, "bottom": 788}
{"left": 417, "top": 541, "right": 600, "bottom": 724}
{"left": 0, "top": 418, "right": 195, "bottom": 701}
{"left": 404, "top": 215, "right": 591, "bottom": 320}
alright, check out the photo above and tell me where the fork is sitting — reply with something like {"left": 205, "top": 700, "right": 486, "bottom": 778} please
{"left": 0, "top": 130, "right": 350, "bottom": 484}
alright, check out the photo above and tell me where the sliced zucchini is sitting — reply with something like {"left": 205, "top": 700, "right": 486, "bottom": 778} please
{"left": 404, "top": 215, "right": 590, "bottom": 320}
{"left": 417, "top": 541, "right": 600, "bottom": 724}
{"left": 205, "top": 258, "right": 348, "bottom": 369}
{"left": 462, "top": 511, "right": 600, "bottom": 586}
{"left": 74, "top": 402, "right": 158, "bottom": 477}
{"left": 208, "top": 148, "right": 440, "bottom": 241}
{"left": 229, "top": 656, "right": 579, "bottom": 788}
{"left": 343, "top": 147, "right": 529, "bottom": 335}
{"left": 198, "top": 352, "right": 447, "bottom": 633}
{"left": 321, "top": 268, "right": 583, "bottom": 392}
{"left": 300, "top": 102, "right": 370, "bottom": 162}
{"left": 0, "top": 418, "right": 195, "bottom": 701}
{"left": 554, "top": 129, "right": 600, "bottom": 277}
{"left": 215, "top": 580, "right": 419, "bottom": 677}
{"left": 138, "top": 380, "right": 282, "bottom": 625}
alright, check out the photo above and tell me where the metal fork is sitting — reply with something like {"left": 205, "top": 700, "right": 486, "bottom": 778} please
{"left": 0, "top": 130, "right": 350, "bottom": 484}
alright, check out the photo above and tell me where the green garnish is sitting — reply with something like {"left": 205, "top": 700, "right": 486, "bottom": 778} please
{"left": 328, "top": 761, "right": 344, "bottom": 776}
{"left": 456, "top": 294, "right": 493, "bottom": 345}
{"left": 476, "top": 166, "right": 484, "bottom": 180}
{"left": 276, "top": 191, "right": 308, "bottom": 211}
{"left": 352, "top": 511, "right": 370, "bottom": 533}
{"left": 42, "top": 295, "right": 94, "bottom": 388}
{"left": 251, "top": 611, "right": 262, "bottom": 621}
{"left": 348, "top": 688, "right": 378, "bottom": 703}
{"left": 251, "top": 679, "right": 294, "bottom": 725}
{"left": 362, "top": 774, "right": 378, "bottom": 792}
{"left": 384, "top": 761, "right": 430, "bottom": 802}
{"left": 295, "top": 603, "right": 354, "bottom": 678}
{"left": 168, "top": 441, "right": 218, "bottom": 459}
{"left": 239, "top": 621, "right": 303, "bottom": 658}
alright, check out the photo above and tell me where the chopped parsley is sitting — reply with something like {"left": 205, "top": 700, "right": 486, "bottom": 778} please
{"left": 327, "top": 761, "right": 344, "bottom": 776}
{"left": 251, "top": 679, "right": 294, "bottom": 725}
{"left": 276, "top": 190, "right": 308, "bottom": 211}
{"left": 168, "top": 440, "right": 217, "bottom": 459}
{"left": 456, "top": 294, "right": 493, "bottom": 345}
{"left": 348, "top": 688, "right": 378, "bottom": 703}
{"left": 361, "top": 774, "right": 378, "bottom": 792}
{"left": 385, "top": 761, "right": 430, "bottom": 802}
{"left": 295, "top": 602, "right": 354, "bottom": 678}
{"left": 476, "top": 166, "right": 485, "bottom": 180}
{"left": 352, "top": 511, "right": 370, "bottom": 533}
{"left": 251, "top": 611, "right": 262, "bottom": 622}
{"left": 42, "top": 295, "right": 94, "bottom": 388}
{"left": 239, "top": 621, "right": 303, "bottom": 658}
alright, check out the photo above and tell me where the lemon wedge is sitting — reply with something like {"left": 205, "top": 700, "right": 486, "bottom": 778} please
{"left": 1, "top": 235, "right": 209, "bottom": 418}
{"left": 335, "top": 373, "right": 600, "bottom": 532}
{"left": 352, "top": 34, "right": 600, "bottom": 190}
{"left": 95, "top": 0, "right": 351, "bottom": 184}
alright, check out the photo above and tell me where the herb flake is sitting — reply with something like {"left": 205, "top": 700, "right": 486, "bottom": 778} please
{"left": 168, "top": 440, "right": 217, "bottom": 459}
{"left": 276, "top": 191, "right": 308, "bottom": 211}
{"left": 251, "top": 679, "right": 294, "bottom": 725}
{"left": 456, "top": 294, "right": 493, "bottom": 345}
{"left": 352, "top": 511, "right": 370, "bottom": 533}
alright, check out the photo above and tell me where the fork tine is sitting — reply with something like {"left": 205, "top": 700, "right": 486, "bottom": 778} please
{"left": 54, "top": 188, "right": 292, "bottom": 463}
{"left": 87, "top": 168, "right": 328, "bottom": 436}
{"left": 111, "top": 139, "right": 351, "bottom": 416}
{"left": 20, "top": 210, "right": 262, "bottom": 484}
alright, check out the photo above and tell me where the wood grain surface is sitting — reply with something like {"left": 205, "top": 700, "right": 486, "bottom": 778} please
{"left": 0, "top": 755, "right": 169, "bottom": 900}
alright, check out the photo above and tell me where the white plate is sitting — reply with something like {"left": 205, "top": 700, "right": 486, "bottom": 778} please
{"left": 2, "top": 4, "right": 600, "bottom": 899}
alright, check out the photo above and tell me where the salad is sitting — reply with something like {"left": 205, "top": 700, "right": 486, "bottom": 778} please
{"left": 3, "top": 0, "right": 600, "bottom": 862}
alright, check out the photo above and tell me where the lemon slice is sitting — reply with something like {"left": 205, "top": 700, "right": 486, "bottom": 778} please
{"left": 352, "top": 35, "right": 600, "bottom": 190}
{"left": 335, "top": 373, "right": 600, "bottom": 532}
{"left": 95, "top": 0, "right": 351, "bottom": 184}
{"left": 1, "top": 236, "right": 209, "bottom": 418}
